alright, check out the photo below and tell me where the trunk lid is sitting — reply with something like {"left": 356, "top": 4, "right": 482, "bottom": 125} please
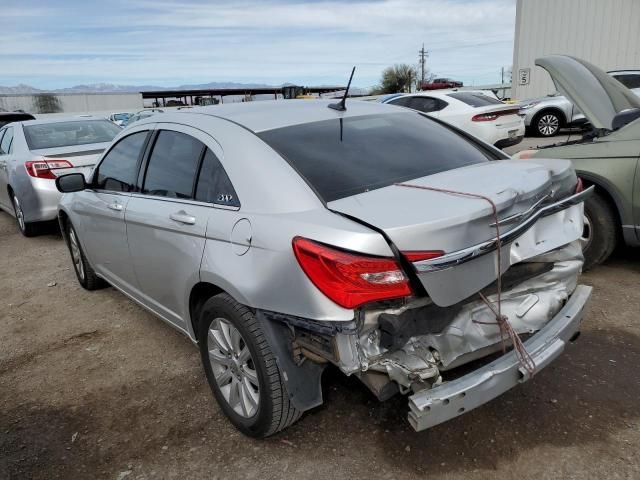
{"left": 536, "top": 55, "right": 640, "bottom": 131}
{"left": 329, "top": 159, "right": 580, "bottom": 306}
{"left": 31, "top": 142, "right": 108, "bottom": 178}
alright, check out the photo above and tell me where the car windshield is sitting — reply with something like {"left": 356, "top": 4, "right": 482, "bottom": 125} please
{"left": 258, "top": 112, "right": 490, "bottom": 202}
{"left": 446, "top": 92, "right": 503, "bottom": 107}
{"left": 24, "top": 120, "right": 121, "bottom": 150}
{"left": 113, "top": 113, "right": 130, "bottom": 121}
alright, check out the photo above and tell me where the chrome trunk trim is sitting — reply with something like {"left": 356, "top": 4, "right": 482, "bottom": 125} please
{"left": 412, "top": 186, "right": 593, "bottom": 273}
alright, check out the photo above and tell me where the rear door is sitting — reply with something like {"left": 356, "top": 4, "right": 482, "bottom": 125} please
{"left": 124, "top": 125, "right": 215, "bottom": 328}
{"left": 72, "top": 129, "right": 151, "bottom": 292}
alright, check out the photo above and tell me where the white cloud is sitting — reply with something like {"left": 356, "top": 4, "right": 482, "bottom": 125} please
{"left": 0, "top": 0, "right": 516, "bottom": 88}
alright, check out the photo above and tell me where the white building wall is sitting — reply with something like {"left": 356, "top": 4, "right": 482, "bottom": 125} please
{"left": 512, "top": 0, "right": 640, "bottom": 100}
{"left": 0, "top": 93, "right": 143, "bottom": 114}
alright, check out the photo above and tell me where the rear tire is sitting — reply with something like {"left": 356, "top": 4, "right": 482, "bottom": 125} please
{"left": 65, "top": 221, "right": 105, "bottom": 290}
{"left": 198, "top": 293, "right": 302, "bottom": 438}
{"left": 11, "top": 193, "right": 38, "bottom": 237}
{"left": 582, "top": 192, "right": 618, "bottom": 270}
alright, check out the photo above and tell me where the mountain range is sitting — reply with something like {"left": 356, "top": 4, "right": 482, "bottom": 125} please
{"left": 0, "top": 81, "right": 285, "bottom": 95}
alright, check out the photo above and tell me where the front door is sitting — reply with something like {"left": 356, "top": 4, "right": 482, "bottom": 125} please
{"left": 73, "top": 130, "right": 150, "bottom": 292}
{"left": 0, "top": 127, "right": 14, "bottom": 210}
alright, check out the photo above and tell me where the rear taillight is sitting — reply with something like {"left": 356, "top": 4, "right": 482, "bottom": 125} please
{"left": 292, "top": 237, "right": 414, "bottom": 309}
{"left": 25, "top": 160, "right": 73, "bottom": 179}
{"left": 471, "top": 109, "right": 520, "bottom": 122}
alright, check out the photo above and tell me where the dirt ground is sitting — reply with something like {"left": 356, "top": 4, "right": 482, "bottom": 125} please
{"left": 1, "top": 197, "right": 639, "bottom": 479}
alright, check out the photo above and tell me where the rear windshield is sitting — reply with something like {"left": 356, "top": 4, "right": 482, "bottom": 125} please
{"left": 447, "top": 92, "right": 503, "bottom": 107}
{"left": 258, "top": 112, "right": 490, "bottom": 202}
{"left": 24, "top": 120, "right": 121, "bottom": 150}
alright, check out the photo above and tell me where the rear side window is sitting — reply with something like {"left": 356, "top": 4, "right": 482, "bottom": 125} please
{"left": 258, "top": 112, "right": 490, "bottom": 202}
{"left": 143, "top": 130, "right": 204, "bottom": 199}
{"left": 0, "top": 127, "right": 14, "bottom": 155}
{"left": 95, "top": 131, "right": 148, "bottom": 192}
{"left": 446, "top": 92, "right": 503, "bottom": 107}
{"left": 612, "top": 74, "right": 640, "bottom": 90}
{"left": 24, "top": 120, "right": 121, "bottom": 150}
{"left": 195, "top": 149, "right": 239, "bottom": 207}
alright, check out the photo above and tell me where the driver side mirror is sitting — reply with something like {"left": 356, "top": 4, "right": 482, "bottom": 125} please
{"left": 56, "top": 173, "right": 87, "bottom": 193}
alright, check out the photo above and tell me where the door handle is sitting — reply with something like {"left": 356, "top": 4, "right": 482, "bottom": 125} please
{"left": 107, "top": 202, "right": 123, "bottom": 211}
{"left": 170, "top": 211, "right": 196, "bottom": 225}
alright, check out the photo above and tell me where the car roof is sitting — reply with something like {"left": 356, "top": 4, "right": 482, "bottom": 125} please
{"left": 152, "top": 99, "right": 402, "bottom": 133}
{"left": 19, "top": 115, "right": 108, "bottom": 127}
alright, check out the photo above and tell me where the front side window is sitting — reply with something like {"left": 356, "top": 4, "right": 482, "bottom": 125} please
{"left": 143, "top": 130, "right": 204, "bottom": 199}
{"left": 0, "top": 127, "right": 14, "bottom": 155}
{"left": 387, "top": 96, "right": 412, "bottom": 108}
{"left": 258, "top": 112, "right": 490, "bottom": 202}
{"left": 23, "top": 120, "right": 121, "bottom": 150}
{"left": 95, "top": 131, "right": 148, "bottom": 192}
{"left": 408, "top": 97, "right": 446, "bottom": 113}
{"left": 195, "top": 149, "right": 239, "bottom": 207}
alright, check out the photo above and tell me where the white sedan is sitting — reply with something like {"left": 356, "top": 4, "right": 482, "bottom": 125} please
{"left": 382, "top": 91, "right": 525, "bottom": 148}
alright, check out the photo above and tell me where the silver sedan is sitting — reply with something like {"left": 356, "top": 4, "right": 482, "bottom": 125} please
{"left": 0, "top": 117, "right": 121, "bottom": 236}
{"left": 56, "top": 100, "right": 592, "bottom": 437}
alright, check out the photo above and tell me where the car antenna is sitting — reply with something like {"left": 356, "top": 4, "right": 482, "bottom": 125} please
{"left": 328, "top": 67, "right": 356, "bottom": 111}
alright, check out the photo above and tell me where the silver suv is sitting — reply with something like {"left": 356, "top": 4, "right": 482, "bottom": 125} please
{"left": 520, "top": 69, "right": 640, "bottom": 137}
{"left": 55, "top": 101, "right": 591, "bottom": 437}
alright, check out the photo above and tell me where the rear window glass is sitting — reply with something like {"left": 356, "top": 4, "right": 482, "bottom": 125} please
{"left": 447, "top": 92, "right": 503, "bottom": 107}
{"left": 258, "top": 112, "right": 490, "bottom": 202}
{"left": 24, "top": 120, "right": 121, "bottom": 150}
{"left": 612, "top": 74, "right": 640, "bottom": 90}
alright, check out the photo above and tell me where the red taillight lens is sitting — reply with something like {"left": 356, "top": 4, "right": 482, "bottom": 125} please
{"left": 25, "top": 160, "right": 73, "bottom": 179}
{"left": 292, "top": 237, "right": 413, "bottom": 309}
{"left": 575, "top": 177, "right": 584, "bottom": 193}
{"left": 471, "top": 109, "right": 519, "bottom": 122}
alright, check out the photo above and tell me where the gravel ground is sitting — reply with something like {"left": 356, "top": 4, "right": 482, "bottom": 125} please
{"left": 1, "top": 153, "right": 639, "bottom": 479}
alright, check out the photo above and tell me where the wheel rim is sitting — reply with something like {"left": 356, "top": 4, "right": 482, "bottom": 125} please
{"left": 538, "top": 114, "right": 559, "bottom": 136}
{"left": 207, "top": 318, "right": 259, "bottom": 418}
{"left": 12, "top": 196, "right": 25, "bottom": 232}
{"left": 580, "top": 213, "right": 592, "bottom": 251}
{"left": 68, "top": 228, "right": 85, "bottom": 281}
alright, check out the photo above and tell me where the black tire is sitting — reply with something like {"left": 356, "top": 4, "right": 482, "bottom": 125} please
{"left": 198, "top": 293, "right": 302, "bottom": 438}
{"left": 532, "top": 110, "right": 562, "bottom": 137}
{"left": 582, "top": 192, "right": 618, "bottom": 270}
{"left": 65, "top": 221, "right": 105, "bottom": 290}
{"left": 11, "top": 193, "right": 38, "bottom": 237}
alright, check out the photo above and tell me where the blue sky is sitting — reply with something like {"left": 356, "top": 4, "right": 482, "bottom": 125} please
{"left": 1, "top": 0, "right": 516, "bottom": 89}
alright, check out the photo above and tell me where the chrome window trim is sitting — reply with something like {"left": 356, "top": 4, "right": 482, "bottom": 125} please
{"left": 128, "top": 192, "right": 240, "bottom": 211}
{"left": 413, "top": 186, "right": 594, "bottom": 273}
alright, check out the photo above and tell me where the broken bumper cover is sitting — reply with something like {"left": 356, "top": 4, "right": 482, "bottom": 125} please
{"left": 407, "top": 284, "right": 592, "bottom": 432}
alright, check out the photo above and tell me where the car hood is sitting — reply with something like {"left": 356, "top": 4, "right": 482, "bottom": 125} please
{"left": 536, "top": 55, "right": 640, "bottom": 131}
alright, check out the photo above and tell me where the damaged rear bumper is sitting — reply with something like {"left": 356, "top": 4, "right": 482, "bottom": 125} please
{"left": 407, "top": 284, "right": 592, "bottom": 432}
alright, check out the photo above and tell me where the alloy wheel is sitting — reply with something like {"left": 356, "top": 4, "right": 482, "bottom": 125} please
{"left": 207, "top": 318, "right": 260, "bottom": 418}
{"left": 538, "top": 114, "right": 559, "bottom": 136}
{"left": 68, "top": 227, "right": 86, "bottom": 281}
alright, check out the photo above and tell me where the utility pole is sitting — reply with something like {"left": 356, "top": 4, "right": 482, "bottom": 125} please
{"left": 418, "top": 44, "right": 428, "bottom": 89}
{"left": 501, "top": 66, "right": 505, "bottom": 84}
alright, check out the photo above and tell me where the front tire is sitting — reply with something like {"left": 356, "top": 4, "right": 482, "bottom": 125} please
{"left": 198, "top": 294, "right": 302, "bottom": 438}
{"left": 581, "top": 192, "right": 618, "bottom": 270}
{"left": 532, "top": 111, "right": 562, "bottom": 137}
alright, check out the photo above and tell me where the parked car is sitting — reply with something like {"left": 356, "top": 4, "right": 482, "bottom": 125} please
{"left": 56, "top": 100, "right": 591, "bottom": 438}
{"left": 519, "top": 69, "right": 640, "bottom": 137}
{"left": 421, "top": 78, "right": 463, "bottom": 90}
{"left": 607, "top": 69, "right": 640, "bottom": 95}
{"left": 514, "top": 55, "right": 640, "bottom": 269}
{"left": 123, "top": 109, "right": 164, "bottom": 127}
{"left": 0, "top": 111, "right": 35, "bottom": 128}
{"left": 382, "top": 90, "right": 525, "bottom": 148}
{"left": 107, "top": 112, "right": 131, "bottom": 126}
{"left": 0, "top": 116, "right": 121, "bottom": 236}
